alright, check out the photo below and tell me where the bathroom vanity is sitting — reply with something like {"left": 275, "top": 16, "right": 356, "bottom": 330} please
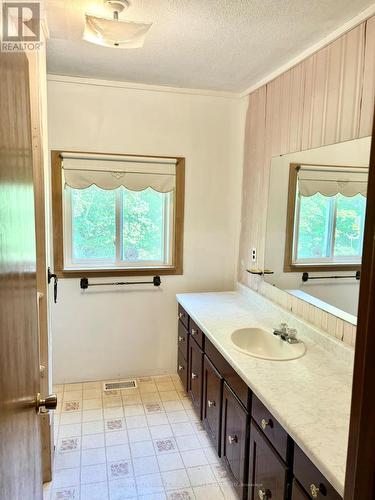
{"left": 176, "top": 287, "right": 352, "bottom": 500}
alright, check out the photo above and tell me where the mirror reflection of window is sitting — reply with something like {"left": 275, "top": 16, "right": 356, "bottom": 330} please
{"left": 294, "top": 190, "right": 367, "bottom": 265}
{"left": 263, "top": 136, "right": 371, "bottom": 321}
{"left": 290, "top": 164, "right": 368, "bottom": 268}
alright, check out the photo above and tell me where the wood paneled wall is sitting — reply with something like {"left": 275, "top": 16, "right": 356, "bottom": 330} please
{"left": 238, "top": 17, "right": 375, "bottom": 345}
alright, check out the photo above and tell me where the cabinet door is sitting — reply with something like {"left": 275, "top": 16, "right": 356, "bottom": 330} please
{"left": 252, "top": 395, "right": 290, "bottom": 464}
{"left": 203, "top": 355, "right": 223, "bottom": 454}
{"left": 188, "top": 338, "right": 203, "bottom": 418}
{"left": 190, "top": 318, "right": 204, "bottom": 350}
{"left": 293, "top": 445, "right": 341, "bottom": 500}
{"left": 178, "top": 320, "right": 189, "bottom": 360}
{"left": 177, "top": 348, "right": 188, "bottom": 392}
{"left": 222, "top": 383, "right": 249, "bottom": 499}
{"left": 248, "top": 421, "right": 288, "bottom": 500}
{"left": 292, "top": 479, "right": 310, "bottom": 500}
{"left": 206, "top": 337, "right": 250, "bottom": 409}
{"left": 178, "top": 304, "right": 189, "bottom": 330}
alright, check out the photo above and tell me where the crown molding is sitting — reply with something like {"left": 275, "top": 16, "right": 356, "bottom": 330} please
{"left": 46, "top": 74, "right": 244, "bottom": 99}
{"left": 239, "top": 4, "right": 375, "bottom": 98}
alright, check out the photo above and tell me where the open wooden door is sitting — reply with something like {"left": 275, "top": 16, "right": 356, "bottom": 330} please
{"left": 27, "top": 45, "right": 54, "bottom": 483}
{"left": 345, "top": 109, "right": 375, "bottom": 498}
{"left": 0, "top": 51, "right": 52, "bottom": 499}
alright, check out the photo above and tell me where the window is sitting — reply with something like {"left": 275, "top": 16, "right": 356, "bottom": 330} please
{"left": 284, "top": 163, "right": 367, "bottom": 272}
{"left": 294, "top": 192, "right": 366, "bottom": 264}
{"left": 52, "top": 152, "right": 185, "bottom": 277}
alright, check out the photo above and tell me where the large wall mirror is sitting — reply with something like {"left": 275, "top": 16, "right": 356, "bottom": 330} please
{"left": 264, "top": 136, "right": 372, "bottom": 325}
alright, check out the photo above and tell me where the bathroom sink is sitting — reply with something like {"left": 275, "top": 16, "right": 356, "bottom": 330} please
{"left": 231, "top": 328, "right": 306, "bottom": 361}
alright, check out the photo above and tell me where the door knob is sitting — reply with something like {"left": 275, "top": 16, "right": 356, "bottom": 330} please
{"left": 36, "top": 393, "right": 57, "bottom": 414}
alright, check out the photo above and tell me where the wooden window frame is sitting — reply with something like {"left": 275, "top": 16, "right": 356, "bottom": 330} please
{"left": 284, "top": 162, "right": 362, "bottom": 273}
{"left": 51, "top": 150, "right": 185, "bottom": 278}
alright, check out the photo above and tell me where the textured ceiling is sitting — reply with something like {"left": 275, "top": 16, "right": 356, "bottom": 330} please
{"left": 45, "top": 0, "right": 374, "bottom": 92}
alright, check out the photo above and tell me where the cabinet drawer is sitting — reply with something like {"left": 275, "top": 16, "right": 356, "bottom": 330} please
{"left": 178, "top": 321, "right": 189, "bottom": 360}
{"left": 205, "top": 337, "right": 250, "bottom": 410}
{"left": 248, "top": 421, "right": 289, "bottom": 500}
{"left": 252, "top": 394, "right": 290, "bottom": 463}
{"left": 222, "top": 383, "right": 249, "bottom": 500}
{"left": 293, "top": 445, "right": 342, "bottom": 500}
{"left": 177, "top": 348, "right": 188, "bottom": 392}
{"left": 188, "top": 337, "right": 204, "bottom": 419}
{"left": 189, "top": 318, "right": 204, "bottom": 350}
{"left": 178, "top": 304, "right": 189, "bottom": 330}
{"left": 292, "top": 479, "right": 310, "bottom": 500}
{"left": 203, "top": 355, "right": 223, "bottom": 455}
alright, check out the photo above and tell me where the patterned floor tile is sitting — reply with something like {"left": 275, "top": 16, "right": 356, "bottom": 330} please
{"left": 49, "top": 375, "right": 235, "bottom": 500}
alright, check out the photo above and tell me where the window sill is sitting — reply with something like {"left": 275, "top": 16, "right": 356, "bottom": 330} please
{"left": 284, "top": 263, "right": 361, "bottom": 273}
{"left": 57, "top": 266, "right": 182, "bottom": 278}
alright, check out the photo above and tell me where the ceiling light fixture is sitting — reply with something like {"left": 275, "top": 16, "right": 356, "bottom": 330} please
{"left": 83, "top": 0, "right": 152, "bottom": 49}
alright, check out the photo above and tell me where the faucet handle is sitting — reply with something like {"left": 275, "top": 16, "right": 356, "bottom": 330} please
{"left": 287, "top": 327, "right": 297, "bottom": 339}
{"left": 279, "top": 322, "right": 288, "bottom": 332}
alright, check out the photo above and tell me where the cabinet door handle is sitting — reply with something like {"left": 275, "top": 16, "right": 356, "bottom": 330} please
{"left": 261, "top": 418, "right": 272, "bottom": 430}
{"left": 228, "top": 435, "right": 238, "bottom": 444}
{"left": 191, "top": 328, "right": 197, "bottom": 336}
{"left": 207, "top": 400, "right": 216, "bottom": 408}
{"left": 258, "top": 488, "right": 271, "bottom": 500}
{"left": 178, "top": 312, "right": 184, "bottom": 319}
{"left": 178, "top": 336, "right": 184, "bottom": 342}
{"left": 178, "top": 365, "right": 183, "bottom": 371}
{"left": 310, "top": 484, "right": 323, "bottom": 498}
{"left": 191, "top": 372, "right": 198, "bottom": 379}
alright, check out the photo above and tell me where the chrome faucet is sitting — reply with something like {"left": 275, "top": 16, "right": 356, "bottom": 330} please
{"left": 272, "top": 323, "right": 299, "bottom": 344}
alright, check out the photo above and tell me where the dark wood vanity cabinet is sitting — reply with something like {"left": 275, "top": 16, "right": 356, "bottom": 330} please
{"left": 188, "top": 334, "right": 204, "bottom": 418}
{"left": 177, "top": 320, "right": 189, "bottom": 360}
{"left": 222, "top": 383, "right": 249, "bottom": 499}
{"left": 205, "top": 337, "right": 249, "bottom": 409}
{"left": 293, "top": 445, "right": 341, "bottom": 500}
{"left": 203, "top": 355, "right": 223, "bottom": 455}
{"left": 252, "top": 395, "right": 291, "bottom": 464}
{"left": 248, "top": 421, "right": 289, "bottom": 500}
{"left": 178, "top": 303, "right": 189, "bottom": 330}
{"left": 291, "top": 480, "right": 310, "bottom": 500}
{"left": 177, "top": 306, "right": 189, "bottom": 391}
{"left": 176, "top": 303, "right": 342, "bottom": 500}
{"left": 190, "top": 318, "right": 204, "bottom": 349}
{"left": 177, "top": 348, "right": 188, "bottom": 391}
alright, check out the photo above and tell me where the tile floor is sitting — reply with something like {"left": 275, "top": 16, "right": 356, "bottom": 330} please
{"left": 43, "top": 374, "right": 238, "bottom": 500}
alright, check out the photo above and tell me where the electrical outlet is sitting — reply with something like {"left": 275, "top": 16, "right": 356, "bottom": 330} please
{"left": 251, "top": 248, "right": 257, "bottom": 262}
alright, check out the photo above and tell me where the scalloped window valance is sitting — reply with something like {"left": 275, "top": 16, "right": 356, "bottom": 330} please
{"left": 61, "top": 153, "right": 177, "bottom": 193}
{"left": 297, "top": 164, "right": 368, "bottom": 198}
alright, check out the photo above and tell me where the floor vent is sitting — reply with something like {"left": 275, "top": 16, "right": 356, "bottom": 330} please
{"left": 103, "top": 379, "right": 137, "bottom": 391}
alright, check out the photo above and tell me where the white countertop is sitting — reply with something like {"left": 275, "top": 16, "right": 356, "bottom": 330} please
{"left": 176, "top": 284, "right": 354, "bottom": 497}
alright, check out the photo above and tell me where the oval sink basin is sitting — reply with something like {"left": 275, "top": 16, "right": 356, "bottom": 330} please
{"left": 231, "top": 328, "right": 306, "bottom": 361}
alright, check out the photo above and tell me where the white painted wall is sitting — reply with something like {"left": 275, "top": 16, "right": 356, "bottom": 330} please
{"left": 47, "top": 76, "right": 246, "bottom": 383}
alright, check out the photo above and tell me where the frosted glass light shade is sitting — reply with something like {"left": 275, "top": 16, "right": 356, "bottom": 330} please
{"left": 83, "top": 14, "right": 152, "bottom": 48}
